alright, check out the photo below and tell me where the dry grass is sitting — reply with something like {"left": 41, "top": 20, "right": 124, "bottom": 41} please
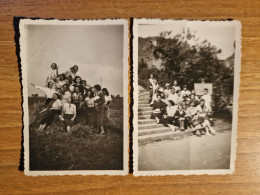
{"left": 28, "top": 97, "right": 124, "bottom": 171}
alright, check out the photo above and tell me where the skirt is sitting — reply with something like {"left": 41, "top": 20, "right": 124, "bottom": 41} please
{"left": 40, "top": 109, "right": 61, "bottom": 126}
{"left": 64, "top": 114, "right": 74, "bottom": 127}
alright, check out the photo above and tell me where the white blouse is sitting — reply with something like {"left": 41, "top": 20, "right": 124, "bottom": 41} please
{"left": 35, "top": 86, "right": 56, "bottom": 99}
{"left": 63, "top": 103, "right": 76, "bottom": 114}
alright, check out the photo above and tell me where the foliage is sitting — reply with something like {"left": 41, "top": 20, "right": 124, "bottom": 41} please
{"left": 138, "top": 30, "right": 235, "bottom": 114}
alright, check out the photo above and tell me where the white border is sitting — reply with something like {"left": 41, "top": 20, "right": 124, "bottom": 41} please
{"left": 133, "top": 19, "right": 241, "bottom": 176}
{"left": 19, "top": 18, "right": 129, "bottom": 176}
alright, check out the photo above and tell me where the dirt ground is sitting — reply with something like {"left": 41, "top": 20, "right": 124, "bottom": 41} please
{"left": 138, "top": 119, "right": 232, "bottom": 171}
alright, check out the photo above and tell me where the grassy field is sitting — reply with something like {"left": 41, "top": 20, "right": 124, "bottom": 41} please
{"left": 28, "top": 97, "right": 124, "bottom": 171}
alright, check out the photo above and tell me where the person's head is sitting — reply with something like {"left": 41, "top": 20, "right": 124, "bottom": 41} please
{"left": 190, "top": 94, "right": 195, "bottom": 99}
{"left": 74, "top": 76, "right": 81, "bottom": 84}
{"left": 178, "top": 104, "right": 183, "bottom": 110}
{"left": 78, "top": 94, "right": 84, "bottom": 102}
{"left": 53, "top": 93, "right": 59, "bottom": 100}
{"left": 51, "top": 63, "right": 57, "bottom": 70}
{"left": 91, "top": 87, "right": 96, "bottom": 93}
{"left": 190, "top": 101, "right": 195, "bottom": 107}
{"left": 173, "top": 80, "right": 178, "bottom": 86}
{"left": 75, "top": 86, "right": 80, "bottom": 94}
{"left": 157, "top": 93, "right": 162, "bottom": 101}
{"left": 200, "top": 99, "right": 205, "bottom": 106}
{"left": 73, "top": 65, "right": 79, "bottom": 73}
{"left": 48, "top": 81, "right": 53, "bottom": 88}
{"left": 87, "top": 90, "right": 92, "bottom": 97}
{"left": 165, "top": 83, "right": 170, "bottom": 89}
{"left": 185, "top": 98, "right": 191, "bottom": 105}
{"left": 62, "top": 84, "right": 68, "bottom": 92}
{"left": 67, "top": 99, "right": 72, "bottom": 104}
{"left": 102, "top": 88, "right": 109, "bottom": 96}
{"left": 81, "top": 80, "right": 87, "bottom": 86}
{"left": 160, "top": 92, "right": 165, "bottom": 99}
{"left": 183, "top": 85, "right": 187, "bottom": 90}
{"left": 150, "top": 74, "right": 153, "bottom": 79}
{"left": 203, "top": 88, "right": 208, "bottom": 95}
{"left": 59, "top": 74, "right": 65, "bottom": 81}
{"left": 94, "top": 84, "right": 101, "bottom": 92}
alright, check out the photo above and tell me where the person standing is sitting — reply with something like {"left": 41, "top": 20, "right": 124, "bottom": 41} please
{"left": 102, "top": 88, "right": 112, "bottom": 120}
{"left": 201, "top": 88, "right": 212, "bottom": 111}
{"left": 94, "top": 84, "right": 105, "bottom": 135}
{"left": 46, "top": 63, "right": 58, "bottom": 87}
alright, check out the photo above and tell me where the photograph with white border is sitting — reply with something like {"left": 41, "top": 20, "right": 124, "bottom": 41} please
{"left": 133, "top": 19, "right": 241, "bottom": 176}
{"left": 19, "top": 18, "right": 129, "bottom": 176}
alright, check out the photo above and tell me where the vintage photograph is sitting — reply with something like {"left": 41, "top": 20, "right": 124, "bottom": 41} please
{"left": 133, "top": 19, "right": 241, "bottom": 175}
{"left": 19, "top": 19, "right": 129, "bottom": 175}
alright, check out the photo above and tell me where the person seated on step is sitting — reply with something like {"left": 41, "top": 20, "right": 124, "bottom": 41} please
{"left": 171, "top": 89, "right": 183, "bottom": 105}
{"left": 174, "top": 104, "right": 188, "bottom": 131}
{"left": 158, "top": 100, "right": 178, "bottom": 131}
{"left": 185, "top": 101, "right": 197, "bottom": 130}
{"left": 160, "top": 91, "right": 169, "bottom": 105}
{"left": 192, "top": 99, "right": 216, "bottom": 136}
{"left": 163, "top": 83, "right": 171, "bottom": 98}
{"left": 181, "top": 85, "right": 191, "bottom": 98}
{"left": 151, "top": 93, "right": 167, "bottom": 123}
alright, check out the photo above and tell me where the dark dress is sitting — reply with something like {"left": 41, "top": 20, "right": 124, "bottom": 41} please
{"left": 151, "top": 100, "right": 166, "bottom": 119}
{"left": 75, "top": 101, "right": 86, "bottom": 124}
{"left": 94, "top": 91, "right": 105, "bottom": 128}
{"left": 174, "top": 110, "right": 188, "bottom": 130}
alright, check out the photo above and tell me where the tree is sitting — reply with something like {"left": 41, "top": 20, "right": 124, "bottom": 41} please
{"left": 139, "top": 30, "right": 234, "bottom": 115}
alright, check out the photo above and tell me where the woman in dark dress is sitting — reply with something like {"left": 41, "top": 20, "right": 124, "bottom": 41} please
{"left": 174, "top": 104, "right": 188, "bottom": 131}
{"left": 94, "top": 84, "right": 105, "bottom": 135}
{"left": 75, "top": 94, "right": 86, "bottom": 124}
{"left": 73, "top": 76, "right": 84, "bottom": 95}
{"left": 151, "top": 94, "right": 167, "bottom": 123}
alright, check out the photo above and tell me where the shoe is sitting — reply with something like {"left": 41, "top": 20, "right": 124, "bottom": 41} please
{"left": 100, "top": 130, "right": 105, "bottom": 135}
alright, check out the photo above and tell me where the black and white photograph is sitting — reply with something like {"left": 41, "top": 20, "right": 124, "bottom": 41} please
{"left": 133, "top": 19, "right": 241, "bottom": 175}
{"left": 19, "top": 19, "right": 129, "bottom": 175}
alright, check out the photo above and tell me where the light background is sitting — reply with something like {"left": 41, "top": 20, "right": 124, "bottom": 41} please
{"left": 25, "top": 24, "right": 124, "bottom": 97}
{"left": 139, "top": 23, "right": 235, "bottom": 60}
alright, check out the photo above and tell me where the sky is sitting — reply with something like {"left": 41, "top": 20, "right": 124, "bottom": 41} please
{"left": 25, "top": 24, "right": 124, "bottom": 97}
{"left": 138, "top": 22, "right": 236, "bottom": 60}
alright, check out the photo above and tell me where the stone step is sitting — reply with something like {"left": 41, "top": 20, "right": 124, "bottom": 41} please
{"left": 138, "top": 114, "right": 151, "bottom": 120}
{"left": 138, "top": 129, "right": 194, "bottom": 144}
{"left": 138, "top": 119, "right": 156, "bottom": 125}
{"left": 139, "top": 91, "right": 150, "bottom": 95}
{"left": 138, "top": 107, "right": 153, "bottom": 111}
{"left": 138, "top": 104, "right": 152, "bottom": 108}
{"left": 138, "top": 110, "right": 153, "bottom": 115}
{"left": 139, "top": 100, "right": 149, "bottom": 104}
{"left": 138, "top": 123, "right": 165, "bottom": 130}
{"left": 139, "top": 97, "right": 150, "bottom": 101}
{"left": 138, "top": 126, "right": 172, "bottom": 136}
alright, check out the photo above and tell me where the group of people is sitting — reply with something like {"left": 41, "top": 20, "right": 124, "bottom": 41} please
{"left": 148, "top": 74, "right": 216, "bottom": 136}
{"left": 32, "top": 63, "right": 112, "bottom": 135}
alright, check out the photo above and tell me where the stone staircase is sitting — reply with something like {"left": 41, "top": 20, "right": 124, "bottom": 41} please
{"left": 137, "top": 86, "right": 193, "bottom": 144}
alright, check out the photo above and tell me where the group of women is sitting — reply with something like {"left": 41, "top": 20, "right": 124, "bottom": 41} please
{"left": 32, "top": 63, "right": 112, "bottom": 135}
{"left": 148, "top": 74, "right": 216, "bottom": 136}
